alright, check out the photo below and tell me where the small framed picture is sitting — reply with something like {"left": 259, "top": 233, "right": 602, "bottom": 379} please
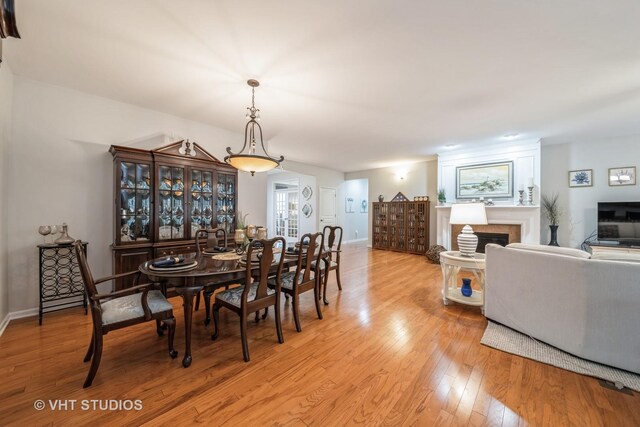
{"left": 608, "top": 166, "right": 636, "bottom": 186}
{"left": 568, "top": 169, "right": 593, "bottom": 187}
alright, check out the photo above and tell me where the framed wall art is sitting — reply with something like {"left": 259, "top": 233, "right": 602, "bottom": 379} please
{"left": 608, "top": 167, "right": 636, "bottom": 186}
{"left": 568, "top": 169, "right": 593, "bottom": 187}
{"left": 456, "top": 161, "right": 513, "bottom": 199}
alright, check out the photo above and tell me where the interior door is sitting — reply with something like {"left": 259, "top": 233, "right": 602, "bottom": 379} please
{"left": 319, "top": 187, "right": 337, "bottom": 228}
{"left": 274, "top": 189, "right": 299, "bottom": 245}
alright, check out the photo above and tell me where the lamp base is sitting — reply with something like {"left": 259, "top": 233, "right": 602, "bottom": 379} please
{"left": 457, "top": 225, "right": 478, "bottom": 257}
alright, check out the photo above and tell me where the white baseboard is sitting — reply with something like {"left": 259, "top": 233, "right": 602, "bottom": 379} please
{"left": 0, "top": 313, "right": 9, "bottom": 337}
{"left": 0, "top": 308, "right": 39, "bottom": 337}
{"left": 343, "top": 238, "right": 369, "bottom": 244}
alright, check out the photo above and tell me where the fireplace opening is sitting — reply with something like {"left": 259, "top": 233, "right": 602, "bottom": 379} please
{"left": 476, "top": 232, "right": 509, "bottom": 253}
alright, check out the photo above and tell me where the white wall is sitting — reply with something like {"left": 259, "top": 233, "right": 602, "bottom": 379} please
{"left": 346, "top": 160, "right": 438, "bottom": 247}
{"left": 541, "top": 136, "right": 640, "bottom": 247}
{"left": 338, "top": 178, "right": 369, "bottom": 242}
{"left": 7, "top": 77, "right": 248, "bottom": 313}
{"left": 0, "top": 62, "right": 14, "bottom": 326}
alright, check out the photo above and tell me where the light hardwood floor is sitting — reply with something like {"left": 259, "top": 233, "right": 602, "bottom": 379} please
{"left": 1, "top": 242, "right": 638, "bottom": 426}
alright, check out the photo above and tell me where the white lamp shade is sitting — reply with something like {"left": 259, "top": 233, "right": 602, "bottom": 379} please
{"left": 449, "top": 203, "right": 488, "bottom": 225}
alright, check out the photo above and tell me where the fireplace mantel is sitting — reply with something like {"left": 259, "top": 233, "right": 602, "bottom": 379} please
{"left": 436, "top": 205, "right": 540, "bottom": 249}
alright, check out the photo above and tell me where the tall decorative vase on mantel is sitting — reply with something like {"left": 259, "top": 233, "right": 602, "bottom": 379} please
{"left": 548, "top": 225, "right": 559, "bottom": 246}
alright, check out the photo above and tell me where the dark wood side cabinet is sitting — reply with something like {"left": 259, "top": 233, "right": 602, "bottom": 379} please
{"left": 110, "top": 141, "right": 238, "bottom": 290}
{"left": 372, "top": 201, "right": 430, "bottom": 254}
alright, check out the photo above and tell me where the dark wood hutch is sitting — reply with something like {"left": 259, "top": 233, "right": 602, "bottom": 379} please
{"left": 110, "top": 141, "right": 238, "bottom": 289}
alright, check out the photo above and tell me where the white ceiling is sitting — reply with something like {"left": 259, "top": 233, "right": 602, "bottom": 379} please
{"left": 7, "top": 0, "right": 640, "bottom": 172}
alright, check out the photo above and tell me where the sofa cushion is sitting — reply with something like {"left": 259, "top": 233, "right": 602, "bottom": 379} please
{"left": 591, "top": 252, "right": 640, "bottom": 263}
{"left": 506, "top": 243, "right": 591, "bottom": 259}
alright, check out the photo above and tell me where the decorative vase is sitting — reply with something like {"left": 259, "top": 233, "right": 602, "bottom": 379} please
{"left": 257, "top": 227, "right": 267, "bottom": 239}
{"left": 54, "top": 223, "right": 75, "bottom": 245}
{"left": 548, "top": 225, "right": 559, "bottom": 246}
{"left": 234, "top": 229, "right": 246, "bottom": 245}
{"left": 378, "top": 195, "right": 384, "bottom": 202}
{"left": 461, "top": 278, "right": 473, "bottom": 297}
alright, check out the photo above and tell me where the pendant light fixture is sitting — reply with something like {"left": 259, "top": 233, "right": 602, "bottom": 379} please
{"left": 225, "top": 79, "right": 284, "bottom": 176}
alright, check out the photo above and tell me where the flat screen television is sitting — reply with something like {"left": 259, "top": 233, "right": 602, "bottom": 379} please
{"left": 597, "top": 201, "right": 640, "bottom": 245}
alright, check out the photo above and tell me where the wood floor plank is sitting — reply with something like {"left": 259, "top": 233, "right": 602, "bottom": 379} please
{"left": 0, "top": 242, "right": 638, "bottom": 425}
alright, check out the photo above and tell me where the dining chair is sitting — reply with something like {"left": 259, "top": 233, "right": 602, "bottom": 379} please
{"left": 319, "top": 225, "right": 344, "bottom": 303}
{"left": 74, "top": 241, "right": 177, "bottom": 388}
{"left": 211, "top": 237, "right": 286, "bottom": 362}
{"left": 269, "top": 232, "right": 324, "bottom": 332}
{"left": 194, "top": 228, "right": 236, "bottom": 324}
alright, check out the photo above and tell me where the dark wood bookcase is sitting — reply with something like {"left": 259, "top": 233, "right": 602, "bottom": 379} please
{"left": 110, "top": 141, "right": 238, "bottom": 289}
{"left": 372, "top": 201, "right": 430, "bottom": 254}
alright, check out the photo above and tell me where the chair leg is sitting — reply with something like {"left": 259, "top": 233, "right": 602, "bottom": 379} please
{"left": 203, "top": 291, "right": 213, "bottom": 326}
{"left": 156, "top": 319, "right": 164, "bottom": 337}
{"left": 211, "top": 304, "right": 221, "bottom": 340}
{"left": 261, "top": 307, "right": 269, "bottom": 320}
{"left": 335, "top": 264, "right": 343, "bottom": 291}
{"left": 83, "top": 330, "right": 103, "bottom": 388}
{"left": 313, "top": 285, "right": 323, "bottom": 320}
{"left": 323, "top": 267, "right": 329, "bottom": 305}
{"left": 292, "top": 293, "right": 302, "bottom": 332}
{"left": 164, "top": 317, "right": 178, "bottom": 359}
{"left": 195, "top": 291, "right": 201, "bottom": 311}
{"left": 240, "top": 316, "right": 250, "bottom": 362}
{"left": 254, "top": 311, "right": 260, "bottom": 323}
{"left": 83, "top": 332, "right": 95, "bottom": 362}
{"left": 275, "top": 298, "right": 284, "bottom": 344}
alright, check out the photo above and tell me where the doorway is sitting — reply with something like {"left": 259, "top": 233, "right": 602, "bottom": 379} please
{"left": 273, "top": 180, "right": 299, "bottom": 246}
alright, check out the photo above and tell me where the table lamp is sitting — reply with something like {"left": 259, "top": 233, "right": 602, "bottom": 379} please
{"left": 449, "top": 202, "right": 488, "bottom": 257}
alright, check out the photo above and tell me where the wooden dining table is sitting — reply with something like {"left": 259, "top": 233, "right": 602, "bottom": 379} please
{"left": 139, "top": 251, "right": 300, "bottom": 368}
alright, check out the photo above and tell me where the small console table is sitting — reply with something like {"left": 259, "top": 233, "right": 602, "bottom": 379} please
{"left": 38, "top": 242, "right": 88, "bottom": 325}
{"left": 440, "top": 251, "right": 486, "bottom": 312}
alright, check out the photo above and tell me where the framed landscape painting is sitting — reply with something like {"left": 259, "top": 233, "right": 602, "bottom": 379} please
{"left": 568, "top": 169, "right": 593, "bottom": 187}
{"left": 456, "top": 161, "right": 513, "bottom": 199}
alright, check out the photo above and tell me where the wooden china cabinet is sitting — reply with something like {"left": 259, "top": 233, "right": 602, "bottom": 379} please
{"left": 372, "top": 200, "right": 430, "bottom": 254}
{"left": 110, "top": 141, "right": 238, "bottom": 289}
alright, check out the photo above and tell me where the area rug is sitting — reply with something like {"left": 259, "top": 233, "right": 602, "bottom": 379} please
{"left": 481, "top": 321, "right": 640, "bottom": 392}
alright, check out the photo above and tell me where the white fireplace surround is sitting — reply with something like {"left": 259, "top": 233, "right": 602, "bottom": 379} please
{"left": 436, "top": 205, "right": 540, "bottom": 249}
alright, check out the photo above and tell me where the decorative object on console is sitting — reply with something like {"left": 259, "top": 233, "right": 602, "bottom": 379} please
{"left": 516, "top": 184, "right": 525, "bottom": 205}
{"left": 608, "top": 166, "right": 636, "bottom": 186}
{"left": 54, "top": 223, "right": 75, "bottom": 245}
{"left": 38, "top": 225, "right": 52, "bottom": 243}
{"left": 449, "top": 203, "right": 488, "bottom": 257}
{"left": 568, "top": 169, "right": 593, "bottom": 187}
{"left": 437, "top": 188, "right": 446, "bottom": 205}
{"left": 541, "top": 193, "right": 562, "bottom": 246}
{"left": 460, "top": 278, "right": 473, "bottom": 297}
{"left": 378, "top": 194, "right": 384, "bottom": 202}
{"left": 224, "top": 79, "right": 284, "bottom": 176}
{"left": 456, "top": 161, "right": 513, "bottom": 199}
{"left": 391, "top": 192, "right": 409, "bottom": 202}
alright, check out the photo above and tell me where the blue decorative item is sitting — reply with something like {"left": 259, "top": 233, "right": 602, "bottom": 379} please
{"left": 461, "top": 278, "right": 473, "bottom": 297}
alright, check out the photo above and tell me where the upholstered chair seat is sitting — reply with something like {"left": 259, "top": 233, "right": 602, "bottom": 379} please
{"left": 101, "top": 290, "right": 174, "bottom": 325}
{"left": 216, "top": 283, "right": 275, "bottom": 308}
{"left": 268, "top": 271, "right": 315, "bottom": 290}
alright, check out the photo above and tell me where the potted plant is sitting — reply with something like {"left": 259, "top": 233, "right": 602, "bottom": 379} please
{"left": 234, "top": 211, "right": 249, "bottom": 245}
{"left": 541, "top": 193, "right": 562, "bottom": 246}
{"left": 437, "top": 188, "right": 447, "bottom": 205}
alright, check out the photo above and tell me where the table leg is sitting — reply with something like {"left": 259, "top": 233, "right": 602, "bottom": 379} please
{"left": 175, "top": 284, "right": 202, "bottom": 368}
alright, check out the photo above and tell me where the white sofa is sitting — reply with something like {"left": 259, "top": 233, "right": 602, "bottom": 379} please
{"left": 485, "top": 243, "right": 640, "bottom": 374}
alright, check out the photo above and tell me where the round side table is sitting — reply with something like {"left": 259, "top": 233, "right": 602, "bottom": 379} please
{"left": 439, "top": 251, "right": 486, "bottom": 313}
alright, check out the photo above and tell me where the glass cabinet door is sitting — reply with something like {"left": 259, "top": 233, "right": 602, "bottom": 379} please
{"left": 158, "top": 165, "right": 185, "bottom": 240}
{"left": 119, "top": 162, "right": 151, "bottom": 243}
{"left": 216, "top": 173, "right": 236, "bottom": 234}
{"left": 190, "top": 169, "right": 215, "bottom": 237}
